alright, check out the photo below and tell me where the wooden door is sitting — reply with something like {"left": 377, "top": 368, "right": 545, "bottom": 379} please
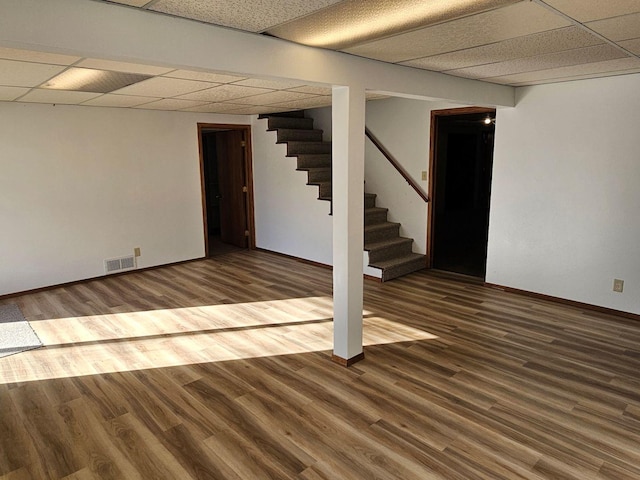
{"left": 215, "top": 130, "right": 248, "bottom": 248}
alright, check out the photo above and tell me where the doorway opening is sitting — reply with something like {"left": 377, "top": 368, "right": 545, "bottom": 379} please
{"left": 428, "top": 107, "right": 496, "bottom": 278}
{"left": 198, "top": 123, "right": 255, "bottom": 257}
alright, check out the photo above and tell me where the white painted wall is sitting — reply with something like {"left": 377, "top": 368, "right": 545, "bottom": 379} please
{"left": 487, "top": 74, "right": 640, "bottom": 315}
{"left": 0, "top": 102, "right": 250, "bottom": 295}
{"left": 251, "top": 117, "right": 333, "bottom": 266}
{"left": 365, "top": 97, "right": 455, "bottom": 255}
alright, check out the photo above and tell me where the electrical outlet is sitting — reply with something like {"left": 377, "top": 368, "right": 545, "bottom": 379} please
{"left": 421, "top": 171, "right": 427, "bottom": 181}
{"left": 134, "top": 247, "right": 141, "bottom": 257}
{"left": 613, "top": 279, "right": 624, "bottom": 293}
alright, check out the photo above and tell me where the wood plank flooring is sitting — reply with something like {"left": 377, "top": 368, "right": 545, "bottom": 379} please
{"left": 1, "top": 250, "right": 640, "bottom": 479}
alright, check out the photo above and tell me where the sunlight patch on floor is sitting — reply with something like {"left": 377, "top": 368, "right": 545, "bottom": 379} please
{"left": 0, "top": 297, "right": 438, "bottom": 384}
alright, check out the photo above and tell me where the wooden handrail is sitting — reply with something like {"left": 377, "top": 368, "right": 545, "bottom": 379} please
{"left": 365, "top": 127, "right": 429, "bottom": 203}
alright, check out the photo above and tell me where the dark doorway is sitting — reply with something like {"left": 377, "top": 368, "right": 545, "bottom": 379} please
{"left": 198, "top": 124, "right": 255, "bottom": 257}
{"left": 428, "top": 108, "right": 495, "bottom": 278}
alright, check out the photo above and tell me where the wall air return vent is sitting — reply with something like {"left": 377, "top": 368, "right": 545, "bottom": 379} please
{"left": 104, "top": 255, "right": 136, "bottom": 274}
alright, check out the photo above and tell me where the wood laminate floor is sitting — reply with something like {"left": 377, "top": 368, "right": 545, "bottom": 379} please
{"left": 1, "top": 250, "right": 640, "bottom": 479}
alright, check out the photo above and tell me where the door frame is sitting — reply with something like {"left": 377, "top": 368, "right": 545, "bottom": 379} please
{"left": 427, "top": 106, "right": 495, "bottom": 269}
{"left": 197, "top": 123, "right": 256, "bottom": 256}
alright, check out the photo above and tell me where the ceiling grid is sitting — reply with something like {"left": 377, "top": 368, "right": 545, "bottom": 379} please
{"left": 0, "top": 0, "right": 638, "bottom": 113}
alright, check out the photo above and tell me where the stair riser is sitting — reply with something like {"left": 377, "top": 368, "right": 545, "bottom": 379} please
{"left": 306, "top": 169, "right": 331, "bottom": 183}
{"left": 364, "top": 194, "right": 377, "bottom": 209}
{"left": 316, "top": 183, "right": 331, "bottom": 198}
{"left": 367, "top": 242, "right": 413, "bottom": 263}
{"left": 287, "top": 142, "right": 331, "bottom": 155}
{"left": 297, "top": 154, "right": 332, "bottom": 169}
{"left": 277, "top": 130, "right": 323, "bottom": 143}
{"left": 382, "top": 257, "right": 426, "bottom": 282}
{"left": 365, "top": 225, "right": 400, "bottom": 244}
{"left": 365, "top": 210, "right": 388, "bottom": 226}
{"left": 267, "top": 117, "right": 314, "bottom": 130}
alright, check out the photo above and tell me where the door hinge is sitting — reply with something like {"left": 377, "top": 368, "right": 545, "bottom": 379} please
{"left": 241, "top": 140, "right": 246, "bottom": 147}
{"left": 242, "top": 185, "right": 248, "bottom": 193}
{"left": 244, "top": 230, "right": 250, "bottom": 237}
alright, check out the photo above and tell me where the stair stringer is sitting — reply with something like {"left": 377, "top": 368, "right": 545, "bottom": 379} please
{"left": 251, "top": 118, "right": 334, "bottom": 267}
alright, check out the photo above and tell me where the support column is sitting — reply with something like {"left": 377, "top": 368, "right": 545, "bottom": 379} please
{"left": 331, "top": 85, "right": 366, "bottom": 366}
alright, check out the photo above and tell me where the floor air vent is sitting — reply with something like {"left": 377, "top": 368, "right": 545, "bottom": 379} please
{"left": 104, "top": 255, "right": 136, "bottom": 274}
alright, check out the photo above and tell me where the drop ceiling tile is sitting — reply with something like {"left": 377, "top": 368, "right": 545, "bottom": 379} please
{"left": 150, "top": 0, "right": 344, "bottom": 32}
{"left": 542, "top": 0, "right": 640, "bottom": 22}
{"left": 232, "top": 78, "right": 305, "bottom": 90}
{"left": 401, "top": 27, "right": 602, "bottom": 72}
{"left": 268, "top": 0, "right": 519, "bottom": 49}
{"left": 231, "top": 90, "right": 317, "bottom": 106}
{"left": 620, "top": 38, "right": 640, "bottom": 55}
{"left": 0, "top": 86, "right": 30, "bottom": 101}
{"left": 288, "top": 85, "right": 332, "bottom": 95}
{"left": 179, "top": 103, "right": 248, "bottom": 113}
{"left": 81, "top": 94, "right": 157, "bottom": 107}
{"left": 447, "top": 44, "right": 628, "bottom": 79}
{"left": 343, "top": 1, "right": 571, "bottom": 63}
{"left": 133, "top": 98, "right": 209, "bottom": 110}
{"left": 0, "top": 60, "right": 66, "bottom": 87}
{"left": 177, "top": 84, "right": 272, "bottom": 102}
{"left": 271, "top": 96, "right": 333, "bottom": 110}
{"left": 163, "top": 70, "right": 246, "bottom": 83}
{"left": 76, "top": 59, "right": 174, "bottom": 76}
{"left": 484, "top": 57, "right": 640, "bottom": 84}
{"left": 587, "top": 13, "right": 640, "bottom": 42}
{"left": 18, "top": 89, "right": 102, "bottom": 104}
{"left": 112, "top": 77, "right": 215, "bottom": 97}
{"left": 0, "top": 47, "right": 80, "bottom": 65}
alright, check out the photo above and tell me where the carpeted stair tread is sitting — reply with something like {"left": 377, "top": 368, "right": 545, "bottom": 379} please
{"left": 301, "top": 167, "right": 331, "bottom": 183}
{"left": 365, "top": 221, "right": 401, "bottom": 232}
{"left": 287, "top": 141, "right": 331, "bottom": 156}
{"left": 364, "top": 193, "right": 377, "bottom": 209}
{"left": 364, "top": 221, "right": 401, "bottom": 243}
{"left": 276, "top": 128, "right": 323, "bottom": 143}
{"left": 365, "top": 237, "right": 414, "bottom": 263}
{"left": 370, "top": 253, "right": 427, "bottom": 281}
{"left": 259, "top": 111, "right": 306, "bottom": 119}
{"left": 297, "top": 154, "right": 332, "bottom": 169}
{"left": 364, "top": 207, "right": 388, "bottom": 226}
{"left": 267, "top": 116, "right": 314, "bottom": 130}
{"left": 365, "top": 236, "right": 413, "bottom": 252}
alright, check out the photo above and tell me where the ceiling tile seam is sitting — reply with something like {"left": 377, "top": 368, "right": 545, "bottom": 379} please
{"left": 509, "top": 69, "right": 640, "bottom": 87}
{"left": 141, "top": 0, "right": 161, "bottom": 8}
{"left": 228, "top": 93, "right": 325, "bottom": 106}
{"left": 334, "top": 1, "right": 527, "bottom": 53}
{"left": 393, "top": 26, "right": 593, "bottom": 65}
{"left": 0, "top": 55, "right": 86, "bottom": 68}
{"left": 79, "top": 95, "right": 161, "bottom": 107}
{"left": 438, "top": 43, "right": 625, "bottom": 74}
{"left": 532, "top": 0, "right": 640, "bottom": 60}
{"left": 476, "top": 57, "right": 640, "bottom": 81}
{"left": 13, "top": 65, "right": 80, "bottom": 102}
{"left": 256, "top": 0, "right": 351, "bottom": 33}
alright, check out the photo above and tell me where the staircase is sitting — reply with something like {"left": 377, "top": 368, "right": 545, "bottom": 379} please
{"left": 261, "top": 111, "right": 426, "bottom": 281}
